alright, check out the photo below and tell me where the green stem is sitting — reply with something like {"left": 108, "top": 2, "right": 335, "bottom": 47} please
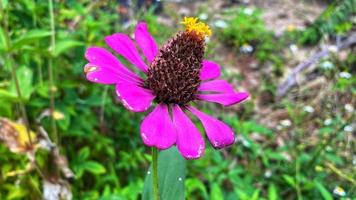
{"left": 1, "top": 1, "right": 47, "bottom": 183}
{"left": 1, "top": 3, "right": 33, "bottom": 145}
{"left": 152, "top": 147, "right": 160, "bottom": 200}
{"left": 48, "top": 0, "right": 56, "bottom": 51}
{"left": 32, "top": 1, "right": 43, "bottom": 86}
{"left": 325, "top": 162, "right": 356, "bottom": 185}
{"left": 99, "top": 86, "right": 109, "bottom": 133}
{"left": 48, "top": 0, "right": 58, "bottom": 144}
{"left": 295, "top": 157, "right": 302, "bottom": 200}
{"left": 8, "top": 58, "right": 33, "bottom": 145}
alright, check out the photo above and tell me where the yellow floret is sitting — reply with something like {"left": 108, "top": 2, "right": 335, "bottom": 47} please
{"left": 181, "top": 17, "right": 212, "bottom": 38}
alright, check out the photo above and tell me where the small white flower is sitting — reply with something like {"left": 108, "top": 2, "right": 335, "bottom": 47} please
{"left": 276, "top": 125, "right": 283, "bottom": 130}
{"left": 214, "top": 20, "right": 228, "bottom": 28}
{"left": 339, "top": 72, "right": 351, "bottom": 79}
{"left": 328, "top": 45, "right": 338, "bottom": 53}
{"left": 303, "top": 105, "right": 315, "bottom": 113}
{"left": 241, "top": 138, "right": 250, "bottom": 147}
{"left": 344, "top": 125, "right": 353, "bottom": 132}
{"left": 199, "top": 13, "right": 208, "bottom": 20}
{"left": 326, "top": 146, "right": 333, "bottom": 152}
{"left": 320, "top": 60, "right": 334, "bottom": 70}
{"left": 344, "top": 104, "right": 354, "bottom": 113}
{"left": 324, "top": 118, "right": 332, "bottom": 126}
{"left": 333, "top": 186, "right": 346, "bottom": 197}
{"left": 264, "top": 170, "right": 272, "bottom": 178}
{"left": 289, "top": 44, "right": 298, "bottom": 53}
{"left": 280, "top": 119, "right": 292, "bottom": 127}
{"left": 204, "top": 37, "right": 210, "bottom": 43}
{"left": 353, "top": 157, "right": 356, "bottom": 165}
{"left": 240, "top": 44, "right": 253, "bottom": 53}
{"left": 243, "top": 8, "right": 254, "bottom": 15}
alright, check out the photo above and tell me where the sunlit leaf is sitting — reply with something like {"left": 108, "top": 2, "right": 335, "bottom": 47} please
{"left": 251, "top": 189, "right": 260, "bottom": 200}
{"left": 0, "top": 0, "right": 9, "bottom": 10}
{"left": 210, "top": 183, "right": 224, "bottom": 200}
{"left": 0, "top": 89, "right": 19, "bottom": 102}
{"left": 268, "top": 184, "right": 278, "bottom": 200}
{"left": 83, "top": 161, "right": 106, "bottom": 175}
{"left": 283, "top": 175, "right": 296, "bottom": 187}
{"left": 235, "top": 189, "right": 250, "bottom": 200}
{"left": 5, "top": 184, "right": 28, "bottom": 199}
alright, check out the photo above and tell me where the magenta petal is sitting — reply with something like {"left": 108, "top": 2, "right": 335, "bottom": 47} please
{"left": 198, "top": 79, "right": 235, "bottom": 93}
{"left": 84, "top": 47, "right": 142, "bottom": 84}
{"left": 200, "top": 60, "right": 221, "bottom": 81}
{"left": 135, "top": 22, "right": 158, "bottom": 63}
{"left": 84, "top": 63, "right": 118, "bottom": 84}
{"left": 172, "top": 105, "right": 205, "bottom": 159}
{"left": 197, "top": 92, "right": 249, "bottom": 106}
{"left": 140, "top": 104, "right": 176, "bottom": 149}
{"left": 105, "top": 33, "right": 148, "bottom": 73}
{"left": 115, "top": 82, "right": 155, "bottom": 112}
{"left": 189, "top": 106, "right": 235, "bottom": 149}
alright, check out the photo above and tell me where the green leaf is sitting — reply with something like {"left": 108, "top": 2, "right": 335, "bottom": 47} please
{"left": 0, "top": 89, "right": 19, "bottom": 102}
{"left": 235, "top": 189, "right": 250, "bottom": 200}
{"left": 268, "top": 184, "right": 278, "bottom": 200}
{"left": 11, "top": 29, "right": 51, "bottom": 50}
{"left": 283, "top": 175, "right": 296, "bottom": 187}
{"left": 185, "top": 178, "right": 208, "bottom": 198}
{"left": 0, "top": 0, "right": 9, "bottom": 10}
{"left": 54, "top": 40, "right": 84, "bottom": 57}
{"left": 78, "top": 147, "right": 90, "bottom": 161}
{"left": 36, "top": 84, "right": 50, "bottom": 98}
{"left": 251, "top": 189, "right": 260, "bottom": 200}
{"left": 0, "top": 26, "right": 7, "bottom": 51}
{"left": 314, "top": 181, "right": 333, "bottom": 200}
{"left": 83, "top": 161, "right": 106, "bottom": 175}
{"left": 22, "top": 0, "right": 35, "bottom": 12}
{"left": 0, "top": 99, "right": 12, "bottom": 117}
{"left": 142, "top": 147, "right": 186, "bottom": 200}
{"left": 5, "top": 184, "right": 27, "bottom": 199}
{"left": 210, "top": 183, "right": 224, "bottom": 200}
{"left": 9, "top": 66, "right": 33, "bottom": 100}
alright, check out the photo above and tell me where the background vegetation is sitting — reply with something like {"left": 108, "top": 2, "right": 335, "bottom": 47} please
{"left": 0, "top": 0, "right": 355, "bottom": 199}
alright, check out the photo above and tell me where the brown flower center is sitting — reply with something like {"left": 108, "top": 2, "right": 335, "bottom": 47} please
{"left": 145, "top": 32, "right": 205, "bottom": 105}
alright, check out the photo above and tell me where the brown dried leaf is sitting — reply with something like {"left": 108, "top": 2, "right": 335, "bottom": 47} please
{"left": 0, "top": 118, "right": 37, "bottom": 154}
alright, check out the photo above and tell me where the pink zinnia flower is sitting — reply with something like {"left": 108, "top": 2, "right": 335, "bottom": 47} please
{"left": 84, "top": 17, "right": 249, "bottom": 159}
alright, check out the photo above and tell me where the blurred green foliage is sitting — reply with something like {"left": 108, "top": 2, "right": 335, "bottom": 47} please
{"left": 217, "top": 7, "right": 284, "bottom": 76}
{"left": 218, "top": 8, "right": 267, "bottom": 48}
{"left": 0, "top": 0, "right": 355, "bottom": 200}
{"left": 298, "top": 0, "right": 355, "bottom": 45}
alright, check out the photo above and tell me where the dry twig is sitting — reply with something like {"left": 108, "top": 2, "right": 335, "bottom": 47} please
{"left": 276, "top": 33, "right": 356, "bottom": 98}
